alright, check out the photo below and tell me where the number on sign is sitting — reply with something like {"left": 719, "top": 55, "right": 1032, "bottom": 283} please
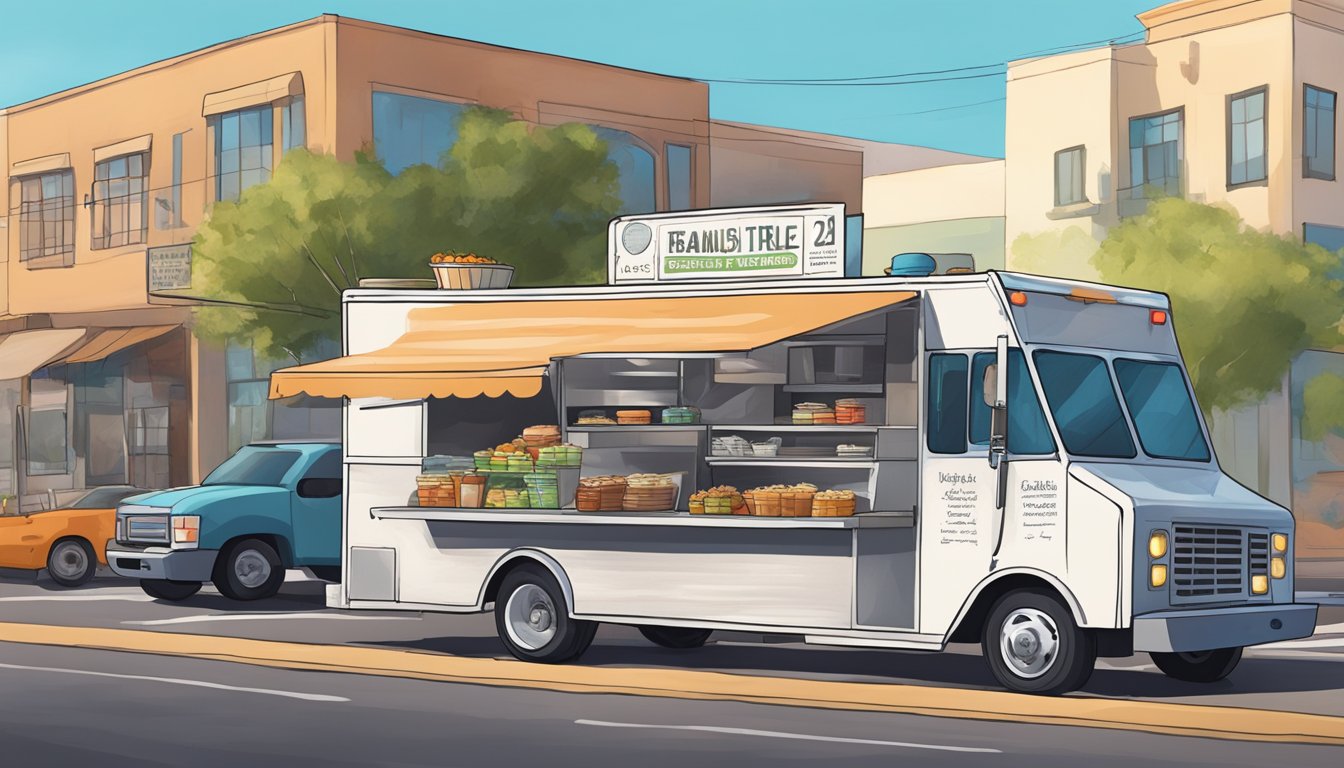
{"left": 812, "top": 217, "right": 836, "bottom": 247}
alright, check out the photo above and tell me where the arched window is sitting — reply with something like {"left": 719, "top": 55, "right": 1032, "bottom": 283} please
{"left": 592, "top": 127, "right": 656, "bottom": 214}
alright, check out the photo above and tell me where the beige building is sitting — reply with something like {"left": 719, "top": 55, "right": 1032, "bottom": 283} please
{"left": 1001, "top": 0, "right": 1344, "bottom": 567}
{"left": 0, "top": 15, "right": 868, "bottom": 510}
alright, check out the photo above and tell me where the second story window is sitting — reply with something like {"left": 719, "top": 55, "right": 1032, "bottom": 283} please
{"left": 1305, "top": 85, "right": 1336, "bottom": 181}
{"left": 18, "top": 169, "right": 75, "bottom": 267}
{"left": 592, "top": 126, "right": 656, "bottom": 215}
{"left": 92, "top": 153, "right": 148, "bottom": 249}
{"left": 214, "top": 105, "right": 273, "bottom": 202}
{"left": 1054, "top": 146, "right": 1086, "bottom": 206}
{"left": 1129, "top": 109, "right": 1183, "bottom": 197}
{"left": 1228, "top": 87, "right": 1268, "bottom": 187}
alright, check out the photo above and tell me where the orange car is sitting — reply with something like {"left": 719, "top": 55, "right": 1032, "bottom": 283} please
{"left": 0, "top": 486, "right": 150, "bottom": 587}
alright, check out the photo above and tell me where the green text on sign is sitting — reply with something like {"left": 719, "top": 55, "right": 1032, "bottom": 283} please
{"left": 663, "top": 252, "right": 800, "bottom": 274}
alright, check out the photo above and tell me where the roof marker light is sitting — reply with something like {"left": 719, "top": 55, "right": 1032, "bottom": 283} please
{"left": 1150, "top": 309, "right": 1168, "bottom": 325}
{"left": 1009, "top": 291, "right": 1028, "bottom": 306}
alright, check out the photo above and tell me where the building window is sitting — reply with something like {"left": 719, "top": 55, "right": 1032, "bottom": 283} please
{"left": 1054, "top": 146, "right": 1086, "bottom": 206}
{"left": 91, "top": 153, "right": 148, "bottom": 249}
{"left": 1228, "top": 87, "right": 1267, "bottom": 187}
{"left": 1129, "top": 109, "right": 1183, "bottom": 197}
{"left": 283, "top": 96, "right": 306, "bottom": 152}
{"left": 171, "top": 131, "right": 185, "bottom": 227}
{"left": 666, "top": 144, "right": 692, "bottom": 211}
{"left": 372, "top": 91, "right": 466, "bottom": 175}
{"left": 1304, "top": 223, "right": 1344, "bottom": 254}
{"left": 592, "top": 127, "right": 656, "bottom": 214}
{"left": 18, "top": 170, "right": 75, "bottom": 266}
{"left": 1305, "top": 85, "right": 1336, "bottom": 181}
{"left": 26, "top": 374, "right": 69, "bottom": 476}
{"left": 214, "top": 105, "right": 274, "bottom": 202}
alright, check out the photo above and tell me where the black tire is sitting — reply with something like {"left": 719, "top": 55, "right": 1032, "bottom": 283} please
{"left": 141, "top": 579, "right": 202, "bottom": 601}
{"left": 638, "top": 625, "right": 714, "bottom": 649}
{"left": 46, "top": 538, "right": 96, "bottom": 588}
{"left": 982, "top": 589, "right": 1096, "bottom": 695}
{"left": 494, "top": 564, "right": 597, "bottom": 663}
{"left": 1150, "top": 647, "right": 1242, "bottom": 683}
{"left": 214, "top": 538, "right": 285, "bottom": 601}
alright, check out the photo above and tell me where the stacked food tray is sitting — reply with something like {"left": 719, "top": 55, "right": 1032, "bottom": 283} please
{"left": 577, "top": 476, "right": 628, "bottom": 511}
{"left": 622, "top": 474, "right": 678, "bottom": 511}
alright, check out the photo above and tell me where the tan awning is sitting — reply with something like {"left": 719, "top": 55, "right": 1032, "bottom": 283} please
{"left": 93, "top": 134, "right": 153, "bottom": 164}
{"left": 270, "top": 290, "right": 916, "bottom": 401}
{"left": 202, "top": 72, "right": 304, "bottom": 116}
{"left": 58, "top": 325, "right": 178, "bottom": 365}
{"left": 11, "top": 152, "right": 71, "bottom": 176}
{"left": 0, "top": 329, "right": 87, "bottom": 380}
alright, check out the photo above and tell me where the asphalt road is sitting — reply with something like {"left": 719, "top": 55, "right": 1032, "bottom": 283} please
{"left": 2, "top": 640, "right": 1342, "bottom": 768}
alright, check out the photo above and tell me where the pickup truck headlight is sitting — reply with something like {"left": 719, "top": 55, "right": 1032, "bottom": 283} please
{"left": 172, "top": 515, "right": 200, "bottom": 548}
{"left": 1272, "top": 533, "right": 1288, "bottom": 554}
{"left": 1148, "top": 530, "right": 1168, "bottom": 559}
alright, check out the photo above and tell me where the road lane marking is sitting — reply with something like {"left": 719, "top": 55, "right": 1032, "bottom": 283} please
{"left": 123, "top": 613, "right": 420, "bottom": 626}
{"left": 0, "top": 661, "right": 349, "bottom": 702}
{"left": 575, "top": 719, "right": 1002, "bottom": 754}
{"left": 0, "top": 622, "right": 1342, "bottom": 747}
{"left": 0, "top": 594, "right": 153, "bottom": 602}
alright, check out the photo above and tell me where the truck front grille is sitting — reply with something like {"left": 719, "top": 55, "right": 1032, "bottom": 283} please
{"left": 1171, "top": 525, "right": 1246, "bottom": 601}
{"left": 118, "top": 514, "right": 169, "bottom": 545}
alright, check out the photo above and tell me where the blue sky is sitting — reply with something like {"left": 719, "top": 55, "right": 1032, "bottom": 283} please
{"left": 0, "top": 0, "right": 1159, "bottom": 157}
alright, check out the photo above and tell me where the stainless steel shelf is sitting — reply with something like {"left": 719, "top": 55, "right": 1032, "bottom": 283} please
{"left": 705, "top": 457, "right": 876, "bottom": 468}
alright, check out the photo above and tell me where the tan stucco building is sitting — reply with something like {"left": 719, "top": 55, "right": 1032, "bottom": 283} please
{"left": 0, "top": 15, "right": 867, "bottom": 510}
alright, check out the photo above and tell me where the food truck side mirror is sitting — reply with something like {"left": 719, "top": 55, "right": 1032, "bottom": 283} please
{"left": 987, "top": 336, "right": 1009, "bottom": 471}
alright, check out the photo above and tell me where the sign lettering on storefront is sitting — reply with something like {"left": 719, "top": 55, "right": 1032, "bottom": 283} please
{"left": 607, "top": 203, "right": 845, "bottom": 284}
{"left": 147, "top": 244, "right": 192, "bottom": 293}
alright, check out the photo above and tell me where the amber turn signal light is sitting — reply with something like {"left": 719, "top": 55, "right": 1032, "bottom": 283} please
{"left": 1150, "top": 309, "right": 1168, "bottom": 325}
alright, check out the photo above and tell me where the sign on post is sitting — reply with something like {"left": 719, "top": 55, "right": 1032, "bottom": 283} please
{"left": 147, "top": 244, "right": 192, "bottom": 293}
{"left": 607, "top": 203, "right": 846, "bottom": 284}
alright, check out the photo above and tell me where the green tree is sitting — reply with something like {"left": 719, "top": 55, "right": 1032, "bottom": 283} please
{"left": 192, "top": 107, "right": 622, "bottom": 362}
{"left": 1090, "top": 198, "right": 1344, "bottom": 415}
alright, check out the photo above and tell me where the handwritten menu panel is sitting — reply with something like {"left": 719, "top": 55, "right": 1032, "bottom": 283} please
{"left": 1019, "top": 478, "right": 1060, "bottom": 543}
{"left": 937, "top": 471, "right": 981, "bottom": 546}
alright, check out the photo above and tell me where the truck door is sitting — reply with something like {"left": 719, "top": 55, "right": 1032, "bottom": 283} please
{"left": 291, "top": 448, "right": 343, "bottom": 565}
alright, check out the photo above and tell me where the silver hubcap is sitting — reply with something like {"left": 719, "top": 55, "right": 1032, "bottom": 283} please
{"left": 999, "top": 607, "right": 1060, "bottom": 679}
{"left": 51, "top": 543, "right": 88, "bottom": 579}
{"left": 234, "top": 550, "right": 272, "bottom": 589}
{"left": 504, "top": 583, "right": 557, "bottom": 650}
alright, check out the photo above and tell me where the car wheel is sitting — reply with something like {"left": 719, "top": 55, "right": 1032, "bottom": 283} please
{"left": 214, "top": 538, "right": 285, "bottom": 601}
{"left": 47, "top": 538, "right": 96, "bottom": 588}
{"left": 494, "top": 564, "right": 597, "bottom": 663}
{"left": 1150, "top": 647, "right": 1242, "bottom": 683}
{"left": 982, "top": 589, "right": 1096, "bottom": 695}
{"left": 638, "top": 625, "right": 714, "bottom": 649}
{"left": 141, "top": 579, "right": 202, "bottom": 601}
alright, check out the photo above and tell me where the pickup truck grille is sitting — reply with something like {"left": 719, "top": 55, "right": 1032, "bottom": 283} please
{"left": 117, "top": 513, "right": 170, "bottom": 545}
{"left": 1170, "top": 524, "right": 1270, "bottom": 603}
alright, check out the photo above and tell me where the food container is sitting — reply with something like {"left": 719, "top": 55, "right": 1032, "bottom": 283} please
{"left": 751, "top": 437, "right": 782, "bottom": 457}
{"left": 522, "top": 425, "right": 562, "bottom": 449}
{"left": 458, "top": 474, "right": 488, "bottom": 508}
{"left": 616, "top": 409, "right": 652, "bottom": 425}
{"left": 473, "top": 450, "right": 493, "bottom": 470}
{"left": 745, "top": 484, "right": 817, "bottom": 517}
{"left": 835, "top": 399, "right": 867, "bottom": 425}
{"left": 422, "top": 455, "right": 476, "bottom": 474}
{"left": 622, "top": 473, "right": 678, "bottom": 512}
{"left": 415, "top": 474, "right": 456, "bottom": 507}
{"left": 792, "top": 402, "right": 836, "bottom": 425}
{"left": 536, "top": 444, "right": 583, "bottom": 469}
{"left": 577, "top": 475, "right": 627, "bottom": 512}
{"left": 814, "top": 490, "right": 857, "bottom": 517}
{"left": 431, "top": 263, "right": 515, "bottom": 290}
{"left": 779, "top": 489, "right": 816, "bottom": 517}
{"left": 660, "top": 407, "right": 699, "bottom": 424}
{"left": 506, "top": 453, "right": 535, "bottom": 472}
{"left": 711, "top": 435, "right": 751, "bottom": 457}
{"left": 836, "top": 444, "right": 873, "bottom": 457}
{"left": 524, "top": 472, "right": 561, "bottom": 509}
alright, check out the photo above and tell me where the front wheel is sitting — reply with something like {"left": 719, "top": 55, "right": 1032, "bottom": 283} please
{"left": 494, "top": 565, "right": 597, "bottom": 663}
{"left": 1150, "top": 647, "right": 1242, "bottom": 683}
{"left": 638, "top": 625, "right": 713, "bottom": 649}
{"left": 982, "top": 589, "right": 1096, "bottom": 695}
{"left": 47, "top": 538, "right": 96, "bottom": 587}
{"left": 141, "top": 579, "right": 202, "bottom": 601}
{"left": 214, "top": 539, "right": 285, "bottom": 601}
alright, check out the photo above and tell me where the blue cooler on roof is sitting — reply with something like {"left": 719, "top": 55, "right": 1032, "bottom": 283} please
{"left": 885, "top": 253, "right": 938, "bottom": 277}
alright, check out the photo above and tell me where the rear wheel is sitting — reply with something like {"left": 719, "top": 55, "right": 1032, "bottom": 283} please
{"left": 140, "top": 579, "right": 202, "bottom": 601}
{"left": 47, "top": 538, "right": 96, "bottom": 587}
{"left": 1150, "top": 647, "right": 1242, "bottom": 683}
{"left": 638, "top": 625, "right": 714, "bottom": 649}
{"left": 982, "top": 589, "right": 1096, "bottom": 695}
{"left": 494, "top": 564, "right": 596, "bottom": 663}
{"left": 214, "top": 538, "right": 285, "bottom": 601}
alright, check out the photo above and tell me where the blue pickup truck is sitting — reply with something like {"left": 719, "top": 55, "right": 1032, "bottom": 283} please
{"left": 107, "top": 441, "right": 342, "bottom": 601}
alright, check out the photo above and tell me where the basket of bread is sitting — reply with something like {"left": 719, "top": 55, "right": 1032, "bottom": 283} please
{"left": 622, "top": 473, "right": 679, "bottom": 511}
{"left": 689, "top": 485, "right": 748, "bottom": 515}
{"left": 813, "top": 489, "right": 857, "bottom": 517}
{"left": 429, "top": 251, "right": 514, "bottom": 290}
{"left": 576, "top": 476, "right": 627, "bottom": 512}
{"left": 743, "top": 483, "right": 818, "bottom": 517}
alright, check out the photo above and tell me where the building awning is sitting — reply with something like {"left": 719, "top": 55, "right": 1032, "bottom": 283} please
{"left": 202, "top": 72, "right": 304, "bottom": 116}
{"left": 269, "top": 290, "right": 916, "bottom": 401}
{"left": 58, "top": 325, "right": 178, "bottom": 365}
{"left": 0, "top": 329, "right": 88, "bottom": 381}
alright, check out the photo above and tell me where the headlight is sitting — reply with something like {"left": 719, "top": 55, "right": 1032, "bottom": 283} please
{"left": 1150, "top": 564, "right": 1168, "bottom": 588}
{"left": 1148, "top": 530, "right": 1168, "bottom": 559}
{"left": 1272, "top": 533, "right": 1288, "bottom": 553}
{"left": 172, "top": 515, "right": 200, "bottom": 547}
{"left": 1251, "top": 574, "right": 1269, "bottom": 595}
{"left": 1271, "top": 556, "right": 1286, "bottom": 579}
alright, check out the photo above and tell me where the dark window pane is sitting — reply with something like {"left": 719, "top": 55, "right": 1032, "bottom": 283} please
{"left": 593, "top": 126, "right": 656, "bottom": 214}
{"left": 1114, "top": 359, "right": 1210, "bottom": 461}
{"left": 927, "top": 353, "right": 969, "bottom": 454}
{"left": 372, "top": 91, "right": 465, "bottom": 175}
{"left": 1007, "top": 350, "right": 1055, "bottom": 455}
{"left": 1034, "top": 351, "right": 1136, "bottom": 458}
{"left": 666, "top": 144, "right": 692, "bottom": 210}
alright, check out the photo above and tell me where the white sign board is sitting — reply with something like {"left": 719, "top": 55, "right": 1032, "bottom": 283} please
{"left": 608, "top": 203, "right": 845, "bottom": 284}
{"left": 147, "top": 244, "right": 192, "bottom": 292}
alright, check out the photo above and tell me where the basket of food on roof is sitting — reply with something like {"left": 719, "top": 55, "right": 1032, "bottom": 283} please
{"left": 429, "top": 251, "right": 514, "bottom": 290}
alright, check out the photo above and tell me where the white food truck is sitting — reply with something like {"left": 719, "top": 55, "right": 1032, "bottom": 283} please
{"left": 270, "top": 204, "right": 1316, "bottom": 694}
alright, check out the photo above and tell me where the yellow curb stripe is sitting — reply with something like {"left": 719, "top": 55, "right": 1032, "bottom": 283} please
{"left": 1, "top": 621, "right": 1342, "bottom": 746}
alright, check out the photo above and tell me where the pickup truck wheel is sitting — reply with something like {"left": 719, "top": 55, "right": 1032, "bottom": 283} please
{"left": 495, "top": 564, "right": 596, "bottom": 663}
{"left": 141, "top": 580, "right": 202, "bottom": 601}
{"left": 47, "top": 538, "right": 96, "bottom": 587}
{"left": 215, "top": 538, "right": 284, "bottom": 601}
{"left": 1150, "top": 647, "right": 1242, "bottom": 683}
{"left": 983, "top": 589, "right": 1096, "bottom": 695}
{"left": 638, "top": 625, "right": 713, "bottom": 649}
